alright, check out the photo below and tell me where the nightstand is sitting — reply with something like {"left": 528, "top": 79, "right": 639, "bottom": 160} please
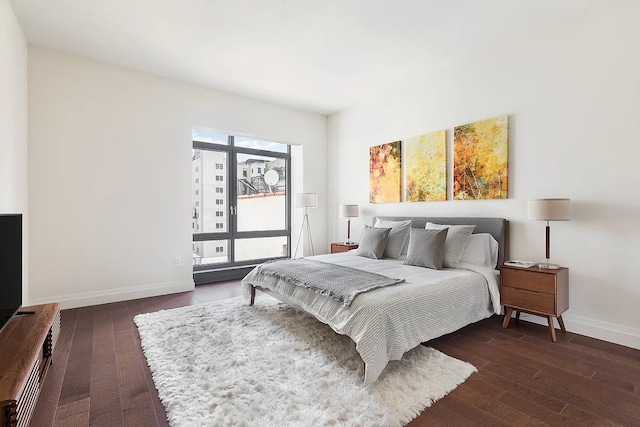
{"left": 330, "top": 242, "right": 358, "bottom": 253}
{"left": 500, "top": 265, "right": 569, "bottom": 342}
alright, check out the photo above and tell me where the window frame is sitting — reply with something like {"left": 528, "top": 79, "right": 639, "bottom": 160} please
{"left": 192, "top": 135, "right": 291, "bottom": 271}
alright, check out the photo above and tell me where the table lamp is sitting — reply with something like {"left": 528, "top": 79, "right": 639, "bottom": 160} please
{"left": 339, "top": 204, "right": 359, "bottom": 244}
{"left": 527, "top": 198, "right": 570, "bottom": 269}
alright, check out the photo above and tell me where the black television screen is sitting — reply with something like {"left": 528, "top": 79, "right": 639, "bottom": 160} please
{"left": 0, "top": 214, "right": 22, "bottom": 333}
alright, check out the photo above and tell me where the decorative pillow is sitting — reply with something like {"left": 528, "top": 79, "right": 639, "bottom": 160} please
{"left": 425, "top": 222, "right": 476, "bottom": 268}
{"left": 374, "top": 219, "right": 412, "bottom": 258}
{"left": 404, "top": 228, "right": 448, "bottom": 270}
{"left": 356, "top": 226, "right": 391, "bottom": 259}
{"left": 460, "top": 233, "right": 499, "bottom": 269}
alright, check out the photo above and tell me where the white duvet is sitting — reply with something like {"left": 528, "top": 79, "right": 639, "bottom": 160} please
{"left": 242, "top": 251, "right": 500, "bottom": 385}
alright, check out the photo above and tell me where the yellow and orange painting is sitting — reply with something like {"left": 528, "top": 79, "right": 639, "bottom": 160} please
{"left": 369, "top": 141, "right": 402, "bottom": 203}
{"left": 454, "top": 116, "right": 508, "bottom": 200}
{"left": 405, "top": 130, "right": 447, "bottom": 202}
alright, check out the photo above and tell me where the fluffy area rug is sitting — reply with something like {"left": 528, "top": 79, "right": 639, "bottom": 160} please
{"left": 134, "top": 295, "right": 476, "bottom": 427}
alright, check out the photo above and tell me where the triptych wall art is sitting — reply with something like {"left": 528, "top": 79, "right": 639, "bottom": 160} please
{"left": 369, "top": 115, "right": 509, "bottom": 203}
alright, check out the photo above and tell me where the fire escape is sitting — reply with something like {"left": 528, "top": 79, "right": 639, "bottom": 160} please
{"left": 237, "top": 175, "right": 271, "bottom": 195}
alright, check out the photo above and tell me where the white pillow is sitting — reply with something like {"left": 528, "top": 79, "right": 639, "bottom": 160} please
{"left": 374, "top": 219, "right": 412, "bottom": 258}
{"left": 460, "top": 233, "right": 499, "bottom": 269}
{"left": 425, "top": 222, "right": 476, "bottom": 268}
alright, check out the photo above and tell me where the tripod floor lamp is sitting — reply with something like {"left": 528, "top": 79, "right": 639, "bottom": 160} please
{"left": 527, "top": 198, "right": 570, "bottom": 269}
{"left": 294, "top": 193, "right": 318, "bottom": 258}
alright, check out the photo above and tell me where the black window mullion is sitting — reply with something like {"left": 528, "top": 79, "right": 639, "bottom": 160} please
{"left": 229, "top": 135, "right": 237, "bottom": 264}
{"left": 286, "top": 144, "right": 291, "bottom": 257}
{"left": 234, "top": 145, "right": 289, "bottom": 159}
{"left": 193, "top": 140, "right": 231, "bottom": 153}
{"left": 234, "top": 230, "right": 290, "bottom": 239}
{"left": 193, "top": 232, "right": 232, "bottom": 242}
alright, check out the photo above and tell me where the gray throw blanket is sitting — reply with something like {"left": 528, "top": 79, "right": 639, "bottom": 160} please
{"left": 253, "top": 258, "right": 405, "bottom": 307}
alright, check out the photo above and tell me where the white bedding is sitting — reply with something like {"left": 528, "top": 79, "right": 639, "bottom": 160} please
{"left": 242, "top": 251, "right": 501, "bottom": 385}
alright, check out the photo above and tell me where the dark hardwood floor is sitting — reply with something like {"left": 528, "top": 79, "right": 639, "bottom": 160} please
{"left": 30, "top": 281, "right": 640, "bottom": 427}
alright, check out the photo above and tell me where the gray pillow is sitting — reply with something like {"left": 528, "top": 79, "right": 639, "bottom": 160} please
{"left": 404, "top": 228, "right": 448, "bottom": 269}
{"left": 425, "top": 222, "right": 476, "bottom": 268}
{"left": 356, "top": 225, "right": 391, "bottom": 259}
{"left": 374, "top": 219, "right": 412, "bottom": 258}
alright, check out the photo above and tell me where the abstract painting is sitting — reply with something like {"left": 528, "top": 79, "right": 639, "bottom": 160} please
{"left": 369, "top": 141, "right": 402, "bottom": 203}
{"left": 453, "top": 115, "right": 508, "bottom": 200}
{"left": 405, "top": 130, "right": 447, "bottom": 202}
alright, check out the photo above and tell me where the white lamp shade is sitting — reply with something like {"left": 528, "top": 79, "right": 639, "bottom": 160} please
{"left": 527, "top": 198, "right": 570, "bottom": 221}
{"left": 339, "top": 204, "right": 359, "bottom": 218}
{"left": 295, "top": 193, "right": 318, "bottom": 208}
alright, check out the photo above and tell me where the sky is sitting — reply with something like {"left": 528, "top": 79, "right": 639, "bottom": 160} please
{"left": 192, "top": 128, "right": 288, "bottom": 153}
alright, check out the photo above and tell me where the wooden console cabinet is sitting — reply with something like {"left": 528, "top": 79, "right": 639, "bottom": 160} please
{"left": 0, "top": 304, "right": 60, "bottom": 427}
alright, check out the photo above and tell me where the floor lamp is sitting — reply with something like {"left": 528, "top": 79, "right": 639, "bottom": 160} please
{"left": 294, "top": 193, "right": 317, "bottom": 258}
{"left": 527, "top": 198, "right": 570, "bottom": 269}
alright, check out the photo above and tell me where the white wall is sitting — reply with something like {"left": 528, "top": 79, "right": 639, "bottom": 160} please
{"left": 28, "top": 47, "right": 327, "bottom": 309}
{"left": 0, "top": 0, "right": 28, "bottom": 301}
{"left": 328, "top": 1, "right": 640, "bottom": 349}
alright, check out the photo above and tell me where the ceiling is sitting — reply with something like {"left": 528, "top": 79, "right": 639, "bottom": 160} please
{"left": 11, "top": 0, "right": 601, "bottom": 115}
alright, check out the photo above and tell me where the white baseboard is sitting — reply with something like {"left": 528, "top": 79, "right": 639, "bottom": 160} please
{"left": 516, "top": 312, "right": 640, "bottom": 350}
{"left": 27, "top": 279, "right": 195, "bottom": 310}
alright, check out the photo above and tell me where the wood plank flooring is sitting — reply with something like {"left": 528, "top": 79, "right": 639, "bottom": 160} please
{"left": 30, "top": 281, "right": 640, "bottom": 427}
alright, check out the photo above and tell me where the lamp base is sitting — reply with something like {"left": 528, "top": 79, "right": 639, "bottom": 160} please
{"left": 537, "top": 262, "right": 560, "bottom": 269}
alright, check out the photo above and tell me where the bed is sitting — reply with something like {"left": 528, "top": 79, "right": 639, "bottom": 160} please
{"left": 241, "top": 216, "right": 509, "bottom": 385}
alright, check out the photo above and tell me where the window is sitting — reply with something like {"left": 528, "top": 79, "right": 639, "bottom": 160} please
{"left": 192, "top": 130, "right": 290, "bottom": 276}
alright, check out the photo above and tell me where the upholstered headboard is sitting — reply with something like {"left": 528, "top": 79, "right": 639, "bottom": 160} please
{"left": 373, "top": 216, "right": 509, "bottom": 268}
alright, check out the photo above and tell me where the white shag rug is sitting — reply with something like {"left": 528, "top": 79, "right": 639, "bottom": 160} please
{"left": 134, "top": 296, "right": 476, "bottom": 427}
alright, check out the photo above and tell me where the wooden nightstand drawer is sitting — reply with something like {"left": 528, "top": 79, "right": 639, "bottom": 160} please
{"left": 331, "top": 243, "right": 358, "bottom": 253}
{"left": 502, "top": 267, "right": 555, "bottom": 294}
{"left": 501, "top": 286, "right": 555, "bottom": 314}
